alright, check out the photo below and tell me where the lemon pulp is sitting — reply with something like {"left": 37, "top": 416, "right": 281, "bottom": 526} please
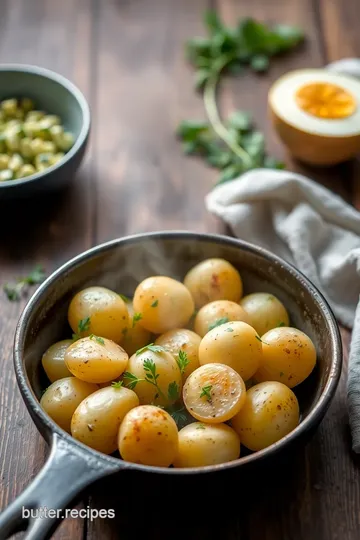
{"left": 295, "top": 82, "right": 357, "bottom": 119}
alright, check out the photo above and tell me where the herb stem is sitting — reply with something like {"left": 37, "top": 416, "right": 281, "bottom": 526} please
{"left": 203, "top": 58, "right": 252, "bottom": 168}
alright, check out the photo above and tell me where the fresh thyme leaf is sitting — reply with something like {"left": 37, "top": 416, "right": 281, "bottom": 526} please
{"left": 208, "top": 317, "right": 229, "bottom": 331}
{"left": 3, "top": 265, "right": 46, "bottom": 301}
{"left": 136, "top": 343, "right": 166, "bottom": 356}
{"left": 200, "top": 384, "right": 212, "bottom": 401}
{"left": 177, "top": 350, "right": 190, "bottom": 375}
{"left": 78, "top": 317, "right": 91, "bottom": 333}
{"left": 177, "top": 10, "right": 304, "bottom": 185}
{"left": 119, "top": 293, "right": 131, "bottom": 303}
{"left": 89, "top": 334, "right": 105, "bottom": 345}
{"left": 151, "top": 299, "right": 159, "bottom": 308}
{"left": 112, "top": 381, "right": 123, "bottom": 389}
{"left": 196, "top": 423, "right": 206, "bottom": 430}
{"left": 123, "top": 371, "right": 141, "bottom": 390}
{"left": 168, "top": 381, "right": 180, "bottom": 402}
{"left": 132, "top": 312, "right": 143, "bottom": 327}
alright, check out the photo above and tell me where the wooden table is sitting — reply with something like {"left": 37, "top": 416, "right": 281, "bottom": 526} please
{"left": 0, "top": 0, "right": 359, "bottom": 538}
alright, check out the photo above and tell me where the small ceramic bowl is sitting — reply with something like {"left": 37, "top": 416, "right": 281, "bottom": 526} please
{"left": 0, "top": 64, "right": 90, "bottom": 199}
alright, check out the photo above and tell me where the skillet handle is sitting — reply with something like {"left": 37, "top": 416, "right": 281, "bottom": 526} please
{"left": 0, "top": 433, "right": 123, "bottom": 540}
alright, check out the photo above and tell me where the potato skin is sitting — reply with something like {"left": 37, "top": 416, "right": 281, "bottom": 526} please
{"left": 118, "top": 405, "right": 178, "bottom": 467}
{"left": 155, "top": 328, "right": 201, "bottom": 383}
{"left": 173, "top": 422, "right": 240, "bottom": 468}
{"left": 184, "top": 258, "right": 243, "bottom": 308}
{"left": 231, "top": 381, "right": 300, "bottom": 451}
{"left": 194, "top": 300, "right": 250, "bottom": 337}
{"left": 40, "top": 377, "right": 98, "bottom": 433}
{"left": 42, "top": 339, "right": 73, "bottom": 382}
{"left": 65, "top": 337, "right": 128, "bottom": 384}
{"left": 199, "top": 321, "right": 263, "bottom": 381}
{"left": 71, "top": 385, "right": 139, "bottom": 454}
{"left": 68, "top": 286, "right": 129, "bottom": 343}
{"left": 239, "top": 292, "right": 289, "bottom": 336}
{"left": 133, "top": 276, "right": 195, "bottom": 334}
{"left": 254, "top": 327, "right": 316, "bottom": 388}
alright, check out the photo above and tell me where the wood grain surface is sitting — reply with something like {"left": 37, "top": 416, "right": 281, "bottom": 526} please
{"left": 0, "top": 0, "right": 359, "bottom": 539}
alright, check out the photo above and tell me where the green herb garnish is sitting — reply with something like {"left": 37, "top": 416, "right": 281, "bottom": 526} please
{"left": 89, "top": 334, "right": 105, "bottom": 345}
{"left": 3, "top": 264, "right": 46, "bottom": 301}
{"left": 119, "top": 294, "right": 131, "bottom": 303}
{"left": 168, "top": 381, "right": 180, "bottom": 402}
{"left": 208, "top": 317, "right": 229, "bottom": 331}
{"left": 200, "top": 385, "right": 212, "bottom": 401}
{"left": 196, "top": 423, "right": 206, "bottom": 430}
{"left": 177, "top": 350, "right": 190, "bottom": 375}
{"left": 255, "top": 335, "right": 269, "bottom": 345}
{"left": 111, "top": 381, "right": 123, "bottom": 389}
{"left": 277, "top": 322, "right": 286, "bottom": 327}
{"left": 135, "top": 343, "right": 166, "bottom": 356}
{"left": 132, "top": 312, "right": 143, "bottom": 327}
{"left": 177, "top": 11, "right": 303, "bottom": 185}
{"left": 151, "top": 299, "right": 159, "bottom": 308}
{"left": 72, "top": 316, "right": 91, "bottom": 341}
{"left": 124, "top": 358, "right": 180, "bottom": 405}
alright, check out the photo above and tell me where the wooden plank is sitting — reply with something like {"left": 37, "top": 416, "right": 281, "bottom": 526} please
{"left": 0, "top": 1, "right": 95, "bottom": 538}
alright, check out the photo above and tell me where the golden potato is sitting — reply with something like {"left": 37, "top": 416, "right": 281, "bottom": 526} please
{"left": 183, "top": 258, "right": 243, "bottom": 308}
{"left": 254, "top": 327, "right": 316, "bottom": 388}
{"left": 124, "top": 345, "right": 182, "bottom": 407}
{"left": 173, "top": 422, "right": 240, "bottom": 468}
{"left": 40, "top": 377, "right": 98, "bottom": 433}
{"left": 231, "top": 381, "right": 300, "bottom": 451}
{"left": 194, "top": 300, "right": 250, "bottom": 337}
{"left": 65, "top": 336, "right": 128, "bottom": 384}
{"left": 239, "top": 292, "right": 290, "bottom": 336}
{"left": 155, "top": 328, "right": 201, "bottom": 383}
{"left": 42, "top": 339, "right": 72, "bottom": 382}
{"left": 71, "top": 384, "right": 139, "bottom": 454}
{"left": 121, "top": 302, "right": 152, "bottom": 356}
{"left": 183, "top": 363, "right": 246, "bottom": 423}
{"left": 118, "top": 405, "right": 178, "bottom": 467}
{"left": 199, "top": 321, "right": 262, "bottom": 381}
{"left": 68, "top": 286, "right": 129, "bottom": 343}
{"left": 133, "top": 276, "right": 195, "bottom": 334}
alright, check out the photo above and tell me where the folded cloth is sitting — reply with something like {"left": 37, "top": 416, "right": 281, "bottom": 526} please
{"left": 205, "top": 58, "right": 360, "bottom": 452}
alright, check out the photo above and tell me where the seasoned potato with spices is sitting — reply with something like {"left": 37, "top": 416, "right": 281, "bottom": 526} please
{"left": 194, "top": 300, "right": 250, "bottom": 337}
{"left": 118, "top": 405, "right": 178, "bottom": 467}
{"left": 184, "top": 258, "right": 243, "bottom": 308}
{"left": 240, "top": 292, "right": 290, "bottom": 336}
{"left": 155, "top": 328, "right": 201, "bottom": 383}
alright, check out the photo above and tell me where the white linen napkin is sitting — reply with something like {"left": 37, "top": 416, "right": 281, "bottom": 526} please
{"left": 205, "top": 58, "right": 360, "bottom": 452}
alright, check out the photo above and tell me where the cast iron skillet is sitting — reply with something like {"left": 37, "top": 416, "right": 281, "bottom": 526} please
{"left": 0, "top": 232, "right": 342, "bottom": 540}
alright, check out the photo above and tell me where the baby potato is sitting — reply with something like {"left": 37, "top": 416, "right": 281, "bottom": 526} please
{"left": 199, "top": 321, "right": 262, "bottom": 381}
{"left": 68, "top": 286, "right": 129, "bottom": 343}
{"left": 155, "top": 328, "right": 201, "bottom": 383}
{"left": 133, "top": 276, "right": 194, "bottom": 334}
{"left": 65, "top": 337, "right": 128, "bottom": 384}
{"left": 40, "top": 377, "right": 98, "bottom": 433}
{"left": 183, "top": 258, "right": 243, "bottom": 308}
{"left": 42, "top": 339, "right": 73, "bottom": 382}
{"left": 121, "top": 302, "right": 152, "bottom": 357}
{"left": 231, "top": 381, "right": 300, "bottom": 451}
{"left": 124, "top": 347, "right": 182, "bottom": 407}
{"left": 254, "top": 327, "right": 316, "bottom": 388}
{"left": 118, "top": 405, "right": 178, "bottom": 467}
{"left": 239, "top": 292, "right": 290, "bottom": 336}
{"left": 194, "top": 300, "right": 250, "bottom": 337}
{"left": 183, "top": 363, "right": 246, "bottom": 423}
{"left": 173, "top": 422, "right": 240, "bottom": 468}
{"left": 71, "top": 384, "right": 139, "bottom": 454}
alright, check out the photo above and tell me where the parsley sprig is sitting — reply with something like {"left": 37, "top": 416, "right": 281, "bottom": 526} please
{"left": 177, "top": 11, "right": 303, "bottom": 185}
{"left": 200, "top": 385, "right": 213, "bottom": 401}
{"left": 72, "top": 316, "right": 91, "bottom": 341}
{"left": 3, "top": 265, "right": 46, "bottom": 301}
{"left": 177, "top": 350, "right": 190, "bottom": 375}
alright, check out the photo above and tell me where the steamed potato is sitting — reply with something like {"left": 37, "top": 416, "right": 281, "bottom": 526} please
{"left": 194, "top": 300, "right": 250, "bottom": 337}
{"left": 65, "top": 336, "right": 128, "bottom": 384}
{"left": 121, "top": 302, "right": 152, "bottom": 356}
{"left": 42, "top": 339, "right": 72, "bottom": 382}
{"left": 118, "top": 405, "right": 178, "bottom": 467}
{"left": 133, "top": 276, "right": 195, "bottom": 334}
{"left": 155, "top": 328, "right": 201, "bottom": 383}
{"left": 40, "top": 377, "right": 98, "bottom": 432}
{"left": 231, "top": 381, "right": 300, "bottom": 451}
{"left": 254, "top": 327, "right": 316, "bottom": 388}
{"left": 239, "top": 292, "right": 290, "bottom": 336}
{"left": 199, "top": 321, "right": 263, "bottom": 381}
{"left": 68, "top": 286, "right": 129, "bottom": 343}
{"left": 71, "top": 384, "right": 139, "bottom": 454}
{"left": 183, "top": 363, "right": 246, "bottom": 423}
{"left": 173, "top": 422, "right": 240, "bottom": 468}
{"left": 183, "top": 258, "right": 243, "bottom": 308}
{"left": 124, "top": 347, "right": 182, "bottom": 407}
